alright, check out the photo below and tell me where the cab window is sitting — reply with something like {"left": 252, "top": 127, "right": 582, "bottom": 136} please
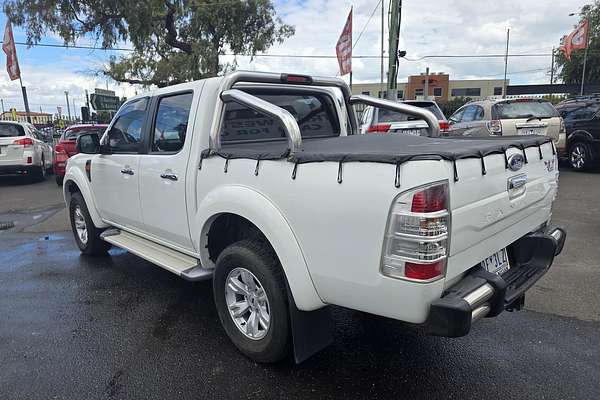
{"left": 151, "top": 92, "right": 193, "bottom": 153}
{"left": 106, "top": 98, "right": 148, "bottom": 153}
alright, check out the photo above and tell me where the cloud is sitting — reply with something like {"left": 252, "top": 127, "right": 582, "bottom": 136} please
{"left": 0, "top": 0, "right": 590, "bottom": 112}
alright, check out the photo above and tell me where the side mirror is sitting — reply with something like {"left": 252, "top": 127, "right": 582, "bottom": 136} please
{"left": 76, "top": 133, "right": 100, "bottom": 154}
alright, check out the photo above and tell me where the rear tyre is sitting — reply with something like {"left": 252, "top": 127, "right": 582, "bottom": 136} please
{"left": 569, "top": 142, "right": 592, "bottom": 171}
{"left": 213, "top": 239, "right": 290, "bottom": 363}
{"left": 55, "top": 175, "right": 64, "bottom": 186}
{"left": 31, "top": 156, "right": 47, "bottom": 182}
{"left": 69, "top": 192, "right": 110, "bottom": 256}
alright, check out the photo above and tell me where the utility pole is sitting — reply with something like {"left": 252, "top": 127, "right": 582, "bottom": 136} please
{"left": 1, "top": 99, "right": 4, "bottom": 113}
{"left": 550, "top": 47, "right": 555, "bottom": 84}
{"left": 85, "top": 89, "right": 90, "bottom": 109}
{"left": 380, "top": 0, "right": 384, "bottom": 98}
{"left": 424, "top": 67, "right": 429, "bottom": 100}
{"left": 502, "top": 28, "right": 510, "bottom": 99}
{"left": 19, "top": 77, "right": 32, "bottom": 123}
{"left": 386, "top": 0, "right": 402, "bottom": 100}
{"left": 64, "top": 91, "right": 71, "bottom": 121}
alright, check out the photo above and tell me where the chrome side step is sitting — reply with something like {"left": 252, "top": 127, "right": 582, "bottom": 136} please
{"left": 100, "top": 229, "right": 213, "bottom": 281}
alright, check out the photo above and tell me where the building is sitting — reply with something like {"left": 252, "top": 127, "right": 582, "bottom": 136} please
{"left": 1, "top": 111, "right": 53, "bottom": 127}
{"left": 352, "top": 72, "right": 507, "bottom": 103}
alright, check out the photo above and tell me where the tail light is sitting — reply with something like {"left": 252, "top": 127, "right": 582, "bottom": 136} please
{"left": 487, "top": 120, "right": 502, "bottom": 135}
{"left": 55, "top": 143, "right": 66, "bottom": 154}
{"left": 559, "top": 117, "right": 565, "bottom": 134}
{"left": 381, "top": 181, "right": 450, "bottom": 282}
{"left": 13, "top": 137, "right": 34, "bottom": 147}
{"left": 367, "top": 124, "right": 391, "bottom": 133}
{"left": 439, "top": 121, "right": 450, "bottom": 132}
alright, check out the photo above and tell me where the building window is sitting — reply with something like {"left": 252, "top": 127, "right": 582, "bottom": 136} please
{"left": 433, "top": 87, "right": 443, "bottom": 97}
{"left": 451, "top": 88, "right": 481, "bottom": 97}
{"left": 378, "top": 91, "right": 388, "bottom": 98}
{"left": 397, "top": 90, "right": 404, "bottom": 99}
{"left": 494, "top": 87, "right": 503, "bottom": 96}
{"left": 415, "top": 88, "right": 424, "bottom": 97}
{"left": 361, "top": 91, "right": 370, "bottom": 96}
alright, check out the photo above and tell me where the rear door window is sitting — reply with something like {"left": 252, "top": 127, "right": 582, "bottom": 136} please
{"left": 561, "top": 103, "right": 600, "bottom": 121}
{"left": 0, "top": 123, "right": 25, "bottom": 137}
{"left": 378, "top": 102, "right": 444, "bottom": 122}
{"left": 151, "top": 92, "right": 193, "bottom": 152}
{"left": 220, "top": 91, "right": 340, "bottom": 144}
{"left": 493, "top": 101, "right": 558, "bottom": 119}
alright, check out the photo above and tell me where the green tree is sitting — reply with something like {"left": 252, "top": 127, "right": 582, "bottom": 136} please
{"left": 440, "top": 97, "right": 472, "bottom": 117}
{"left": 4, "top": 0, "right": 294, "bottom": 87}
{"left": 555, "top": 1, "right": 600, "bottom": 85}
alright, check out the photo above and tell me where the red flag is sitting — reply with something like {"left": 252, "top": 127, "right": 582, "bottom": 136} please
{"left": 559, "top": 19, "right": 589, "bottom": 61}
{"left": 2, "top": 21, "right": 21, "bottom": 81}
{"left": 336, "top": 8, "right": 352, "bottom": 76}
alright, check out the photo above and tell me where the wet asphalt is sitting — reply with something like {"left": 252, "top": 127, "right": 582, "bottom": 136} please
{"left": 1, "top": 170, "right": 599, "bottom": 399}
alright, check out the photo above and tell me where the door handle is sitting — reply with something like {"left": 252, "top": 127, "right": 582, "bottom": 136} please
{"left": 120, "top": 167, "right": 134, "bottom": 175}
{"left": 160, "top": 172, "right": 178, "bottom": 181}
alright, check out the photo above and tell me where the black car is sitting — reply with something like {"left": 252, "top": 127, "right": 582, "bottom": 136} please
{"left": 556, "top": 96, "right": 600, "bottom": 171}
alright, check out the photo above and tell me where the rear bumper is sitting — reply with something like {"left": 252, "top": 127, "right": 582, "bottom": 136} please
{"left": 0, "top": 164, "right": 38, "bottom": 175}
{"left": 424, "top": 225, "right": 566, "bottom": 337}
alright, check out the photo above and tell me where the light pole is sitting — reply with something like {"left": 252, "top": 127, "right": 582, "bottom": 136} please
{"left": 64, "top": 91, "right": 71, "bottom": 121}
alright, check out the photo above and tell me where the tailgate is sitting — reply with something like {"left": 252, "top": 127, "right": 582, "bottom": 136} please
{"left": 446, "top": 141, "right": 558, "bottom": 280}
{"left": 0, "top": 136, "right": 25, "bottom": 164}
{"left": 388, "top": 121, "right": 428, "bottom": 136}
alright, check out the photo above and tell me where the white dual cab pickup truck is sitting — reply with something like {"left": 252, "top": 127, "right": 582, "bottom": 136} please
{"left": 64, "top": 71, "right": 566, "bottom": 363}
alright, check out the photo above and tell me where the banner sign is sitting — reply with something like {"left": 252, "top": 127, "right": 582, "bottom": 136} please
{"left": 336, "top": 9, "right": 352, "bottom": 76}
{"left": 2, "top": 21, "right": 21, "bottom": 81}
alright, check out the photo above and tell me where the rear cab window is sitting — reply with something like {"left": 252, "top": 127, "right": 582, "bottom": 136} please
{"left": 220, "top": 90, "right": 341, "bottom": 145}
{"left": 492, "top": 100, "right": 558, "bottom": 120}
{"left": 0, "top": 123, "right": 25, "bottom": 137}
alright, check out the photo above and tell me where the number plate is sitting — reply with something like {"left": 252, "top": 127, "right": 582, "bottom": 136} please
{"left": 480, "top": 248, "right": 510, "bottom": 275}
{"left": 392, "top": 129, "right": 421, "bottom": 136}
{"left": 518, "top": 127, "right": 544, "bottom": 136}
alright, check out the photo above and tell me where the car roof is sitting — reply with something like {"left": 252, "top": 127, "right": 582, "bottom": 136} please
{"left": 65, "top": 124, "right": 108, "bottom": 130}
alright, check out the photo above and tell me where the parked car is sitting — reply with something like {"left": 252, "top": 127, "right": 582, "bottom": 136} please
{"left": 360, "top": 100, "right": 448, "bottom": 135}
{"left": 555, "top": 96, "right": 600, "bottom": 171}
{"left": 0, "top": 120, "right": 53, "bottom": 181}
{"left": 63, "top": 71, "right": 565, "bottom": 364}
{"left": 447, "top": 98, "right": 566, "bottom": 153}
{"left": 53, "top": 124, "right": 108, "bottom": 185}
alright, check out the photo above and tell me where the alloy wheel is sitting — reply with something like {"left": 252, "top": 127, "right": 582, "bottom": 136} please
{"left": 225, "top": 267, "right": 271, "bottom": 340}
{"left": 570, "top": 144, "right": 586, "bottom": 169}
{"left": 73, "top": 206, "right": 88, "bottom": 245}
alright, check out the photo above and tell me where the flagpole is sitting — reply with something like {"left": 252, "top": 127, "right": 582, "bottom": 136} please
{"left": 581, "top": 19, "right": 590, "bottom": 95}
{"left": 18, "top": 76, "right": 32, "bottom": 123}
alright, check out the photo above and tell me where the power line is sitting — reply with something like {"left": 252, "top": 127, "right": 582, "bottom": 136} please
{"left": 352, "top": 0, "right": 382, "bottom": 50}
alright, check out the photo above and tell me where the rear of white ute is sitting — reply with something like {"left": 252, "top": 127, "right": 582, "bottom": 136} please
{"left": 380, "top": 143, "right": 566, "bottom": 337}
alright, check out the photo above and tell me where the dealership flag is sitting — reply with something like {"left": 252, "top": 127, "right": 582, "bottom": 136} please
{"left": 2, "top": 21, "right": 21, "bottom": 81}
{"left": 336, "top": 8, "right": 352, "bottom": 76}
{"left": 559, "top": 19, "right": 589, "bottom": 61}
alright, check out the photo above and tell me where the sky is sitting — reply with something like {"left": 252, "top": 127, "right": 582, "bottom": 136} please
{"left": 0, "top": 0, "right": 591, "bottom": 115}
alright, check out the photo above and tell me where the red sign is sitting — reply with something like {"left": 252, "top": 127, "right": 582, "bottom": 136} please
{"left": 336, "top": 9, "right": 352, "bottom": 76}
{"left": 560, "top": 19, "right": 589, "bottom": 61}
{"left": 2, "top": 21, "right": 21, "bottom": 81}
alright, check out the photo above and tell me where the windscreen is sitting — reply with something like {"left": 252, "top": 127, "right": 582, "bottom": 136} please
{"left": 220, "top": 91, "right": 341, "bottom": 144}
{"left": 378, "top": 102, "right": 444, "bottom": 122}
{"left": 493, "top": 101, "right": 558, "bottom": 119}
{"left": 0, "top": 123, "right": 25, "bottom": 137}
{"left": 63, "top": 126, "right": 107, "bottom": 140}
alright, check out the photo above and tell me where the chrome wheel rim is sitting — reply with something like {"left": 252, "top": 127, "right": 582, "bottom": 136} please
{"left": 225, "top": 267, "right": 270, "bottom": 340}
{"left": 73, "top": 206, "right": 88, "bottom": 245}
{"left": 571, "top": 145, "right": 585, "bottom": 169}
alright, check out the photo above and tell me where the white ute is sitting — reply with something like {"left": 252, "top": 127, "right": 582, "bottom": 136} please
{"left": 63, "top": 71, "right": 566, "bottom": 363}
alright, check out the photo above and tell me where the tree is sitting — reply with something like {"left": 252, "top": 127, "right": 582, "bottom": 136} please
{"left": 4, "top": 0, "right": 294, "bottom": 87}
{"left": 440, "top": 97, "right": 472, "bottom": 117}
{"left": 555, "top": 1, "right": 600, "bottom": 86}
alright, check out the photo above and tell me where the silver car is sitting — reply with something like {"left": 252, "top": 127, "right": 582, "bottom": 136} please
{"left": 448, "top": 98, "right": 566, "bottom": 153}
{"left": 0, "top": 121, "right": 53, "bottom": 181}
{"left": 360, "top": 100, "right": 448, "bottom": 135}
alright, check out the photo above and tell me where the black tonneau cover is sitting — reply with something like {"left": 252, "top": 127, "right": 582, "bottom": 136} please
{"left": 204, "top": 134, "right": 552, "bottom": 164}
{"left": 201, "top": 134, "right": 553, "bottom": 185}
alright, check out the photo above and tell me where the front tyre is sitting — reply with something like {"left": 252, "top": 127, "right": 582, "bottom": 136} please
{"left": 69, "top": 192, "right": 110, "bottom": 256}
{"left": 213, "top": 239, "right": 290, "bottom": 363}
